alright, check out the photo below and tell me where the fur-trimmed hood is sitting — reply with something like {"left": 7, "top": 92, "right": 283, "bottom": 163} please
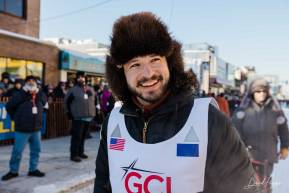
{"left": 240, "top": 79, "right": 280, "bottom": 110}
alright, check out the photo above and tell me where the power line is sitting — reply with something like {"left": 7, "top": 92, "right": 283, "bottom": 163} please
{"left": 169, "top": 0, "right": 174, "bottom": 27}
{"left": 0, "top": 0, "right": 112, "bottom": 27}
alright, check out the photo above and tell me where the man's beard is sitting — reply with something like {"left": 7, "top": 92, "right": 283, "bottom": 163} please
{"left": 77, "top": 80, "right": 84, "bottom": 86}
{"left": 128, "top": 75, "right": 170, "bottom": 104}
{"left": 25, "top": 83, "right": 37, "bottom": 91}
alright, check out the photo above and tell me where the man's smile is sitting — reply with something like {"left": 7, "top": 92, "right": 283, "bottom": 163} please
{"left": 140, "top": 79, "right": 159, "bottom": 87}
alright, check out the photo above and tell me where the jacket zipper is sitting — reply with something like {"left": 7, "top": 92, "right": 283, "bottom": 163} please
{"left": 121, "top": 111, "right": 156, "bottom": 144}
{"left": 143, "top": 122, "right": 148, "bottom": 143}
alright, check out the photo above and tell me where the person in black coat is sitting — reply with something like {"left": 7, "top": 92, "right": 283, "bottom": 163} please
{"left": 2, "top": 76, "right": 48, "bottom": 181}
{"left": 228, "top": 96, "right": 241, "bottom": 116}
{"left": 232, "top": 79, "right": 289, "bottom": 193}
{"left": 67, "top": 79, "right": 75, "bottom": 90}
{"left": 5, "top": 79, "right": 23, "bottom": 97}
{"left": 46, "top": 84, "right": 55, "bottom": 101}
{"left": 1, "top": 72, "right": 14, "bottom": 89}
{"left": 54, "top": 82, "right": 67, "bottom": 98}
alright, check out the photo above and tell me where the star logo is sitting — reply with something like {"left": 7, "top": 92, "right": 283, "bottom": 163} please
{"left": 121, "top": 159, "right": 164, "bottom": 180}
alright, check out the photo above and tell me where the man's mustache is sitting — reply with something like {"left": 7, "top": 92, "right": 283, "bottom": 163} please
{"left": 137, "top": 75, "right": 163, "bottom": 87}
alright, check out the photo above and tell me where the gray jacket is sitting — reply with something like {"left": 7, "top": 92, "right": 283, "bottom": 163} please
{"left": 232, "top": 79, "right": 289, "bottom": 163}
{"left": 63, "top": 85, "right": 95, "bottom": 118}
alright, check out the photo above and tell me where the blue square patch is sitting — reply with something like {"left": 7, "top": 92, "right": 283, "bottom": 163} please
{"left": 177, "top": 144, "right": 199, "bottom": 157}
{"left": 110, "top": 138, "right": 117, "bottom": 145}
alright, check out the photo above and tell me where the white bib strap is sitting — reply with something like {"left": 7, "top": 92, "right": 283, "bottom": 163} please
{"left": 193, "top": 97, "right": 219, "bottom": 109}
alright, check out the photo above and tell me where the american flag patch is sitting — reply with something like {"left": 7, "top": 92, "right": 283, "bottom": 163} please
{"left": 109, "top": 138, "right": 125, "bottom": 151}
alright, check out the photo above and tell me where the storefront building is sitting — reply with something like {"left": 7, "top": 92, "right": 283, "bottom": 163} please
{"left": 209, "top": 56, "right": 234, "bottom": 94}
{"left": 0, "top": 29, "right": 59, "bottom": 85}
{"left": 59, "top": 49, "right": 106, "bottom": 86}
{"left": 182, "top": 43, "right": 218, "bottom": 93}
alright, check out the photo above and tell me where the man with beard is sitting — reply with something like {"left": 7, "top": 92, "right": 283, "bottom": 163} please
{"left": 232, "top": 79, "right": 289, "bottom": 193}
{"left": 64, "top": 71, "right": 95, "bottom": 162}
{"left": 2, "top": 76, "right": 47, "bottom": 181}
{"left": 94, "top": 12, "right": 258, "bottom": 193}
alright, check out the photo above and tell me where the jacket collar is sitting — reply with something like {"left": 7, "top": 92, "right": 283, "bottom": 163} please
{"left": 119, "top": 89, "right": 195, "bottom": 119}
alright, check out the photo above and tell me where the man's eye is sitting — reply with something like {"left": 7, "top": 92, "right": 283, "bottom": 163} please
{"left": 151, "top": 58, "right": 160, "bottom": 62}
{"left": 130, "top": 64, "right": 140, "bottom": 68}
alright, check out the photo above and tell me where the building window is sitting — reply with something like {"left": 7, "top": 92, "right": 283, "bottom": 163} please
{"left": 0, "top": 0, "right": 24, "bottom": 18}
{"left": 27, "top": 61, "right": 43, "bottom": 80}
{"left": 0, "top": 57, "right": 44, "bottom": 81}
{"left": 7, "top": 58, "right": 26, "bottom": 79}
{"left": 0, "top": 0, "right": 5, "bottom": 11}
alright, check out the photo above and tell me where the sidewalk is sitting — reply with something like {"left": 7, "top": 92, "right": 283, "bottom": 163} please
{"left": 0, "top": 131, "right": 101, "bottom": 193}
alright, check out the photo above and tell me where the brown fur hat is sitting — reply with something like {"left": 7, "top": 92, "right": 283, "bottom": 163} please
{"left": 110, "top": 12, "right": 174, "bottom": 65}
{"left": 106, "top": 12, "right": 199, "bottom": 106}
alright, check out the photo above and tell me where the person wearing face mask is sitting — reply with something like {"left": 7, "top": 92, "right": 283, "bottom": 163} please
{"left": 63, "top": 71, "right": 95, "bottom": 162}
{"left": 2, "top": 76, "right": 48, "bottom": 181}
{"left": 232, "top": 79, "right": 289, "bottom": 193}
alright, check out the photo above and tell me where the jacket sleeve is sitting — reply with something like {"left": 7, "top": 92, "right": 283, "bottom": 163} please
{"left": 94, "top": 114, "right": 110, "bottom": 193}
{"left": 277, "top": 110, "right": 289, "bottom": 149}
{"left": 205, "top": 106, "right": 259, "bottom": 193}
{"left": 63, "top": 89, "right": 74, "bottom": 114}
{"left": 5, "top": 92, "right": 23, "bottom": 120}
{"left": 232, "top": 108, "right": 245, "bottom": 141}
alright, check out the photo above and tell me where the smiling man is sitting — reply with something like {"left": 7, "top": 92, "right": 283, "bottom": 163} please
{"left": 94, "top": 12, "right": 259, "bottom": 193}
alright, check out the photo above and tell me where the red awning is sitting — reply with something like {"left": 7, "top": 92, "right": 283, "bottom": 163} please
{"left": 210, "top": 78, "right": 232, "bottom": 87}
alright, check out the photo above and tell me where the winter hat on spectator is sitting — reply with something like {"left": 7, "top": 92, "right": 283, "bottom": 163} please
{"left": 1, "top": 72, "right": 9, "bottom": 79}
{"left": 47, "top": 84, "right": 54, "bottom": 89}
{"left": 25, "top": 76, "right": 36, "bottom": 83}
{"left": 68, "top": 79, "right": 75, "bottom": 84}
{"left": 15, "top": 79, "right": 23, "bottom": 85}
{"left": 249, "top": 79, "right": 269, "bottom": 95}
{"left": 36, "top": 80, "right": 42, "bottom": 85}
{"left": 76, "top": 71, "right": 86, "bottom": 78}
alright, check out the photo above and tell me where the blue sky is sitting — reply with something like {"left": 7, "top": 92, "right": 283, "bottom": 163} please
{"left": 40, "top": 0, "right": 289, "bottom": 81}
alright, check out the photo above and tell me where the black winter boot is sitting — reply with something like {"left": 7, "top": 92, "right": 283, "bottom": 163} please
{"left": 70, "top": 156, "right": 82, "bottom": 162}
{"left": 79, "top": 153, "right": 88, "bottom": 159}
{"left": 2, "top": 172, "right": 19, "bottom": 181}
{"left": 28, "top": 170, "right": 45, "bottom": 177}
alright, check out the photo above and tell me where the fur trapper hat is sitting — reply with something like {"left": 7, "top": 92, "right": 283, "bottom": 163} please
{"left": 106, "top": 12, "right": 199, "bottom": 106}
{"left": 110, "top": 12, "right": 174, "bottom": 65}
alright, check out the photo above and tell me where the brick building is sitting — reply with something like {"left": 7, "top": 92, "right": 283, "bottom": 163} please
{"left": 0, "top": 0, "right": 59, "bottom": 85}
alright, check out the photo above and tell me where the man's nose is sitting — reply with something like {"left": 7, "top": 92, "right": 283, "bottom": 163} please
{"left": 142, "top": 62, "right": 155, "bottom": 78}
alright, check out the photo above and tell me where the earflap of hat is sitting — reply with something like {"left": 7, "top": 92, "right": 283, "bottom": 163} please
{"left": 166, "top": 40, "right": 184, "bottom": 72}
{"left": 110, "top": 12, "right": 174, "bottom": 65}
{"left": 105, "top": 55, "right": 130, "bottom": 104}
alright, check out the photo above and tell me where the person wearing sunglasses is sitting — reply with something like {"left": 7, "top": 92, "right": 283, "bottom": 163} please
{"left": 232, "top": 78, "right": 289, "bottom": 193}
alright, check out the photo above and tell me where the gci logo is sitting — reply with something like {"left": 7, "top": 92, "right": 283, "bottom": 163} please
{"left": 121, "top": 159, "right": 172, "bottom": 193}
